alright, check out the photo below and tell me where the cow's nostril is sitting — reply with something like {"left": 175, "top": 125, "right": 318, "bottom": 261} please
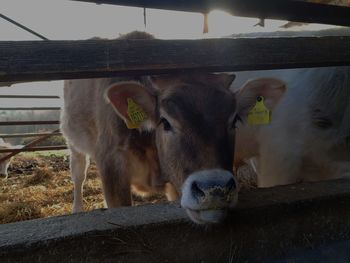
{"left": 191, "top": 181, "right": 205, "bottom": 199}
{"left": 225, "top": 177, "right": 236, "bottom": 191}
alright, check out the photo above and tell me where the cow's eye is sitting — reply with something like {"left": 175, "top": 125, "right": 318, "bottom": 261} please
{"left": 160, "top": 117, "right": 172, "bottom": 131}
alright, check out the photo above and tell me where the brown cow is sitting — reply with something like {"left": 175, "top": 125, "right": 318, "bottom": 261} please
{"left": 61, "top": 31, "right": 286, "bottom": 224}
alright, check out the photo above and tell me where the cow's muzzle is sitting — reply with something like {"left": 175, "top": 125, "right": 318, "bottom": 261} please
{"left": 181, "top": 169, "right": 238, "bottom": 224}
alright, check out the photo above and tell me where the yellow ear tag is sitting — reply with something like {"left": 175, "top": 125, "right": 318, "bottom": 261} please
{"left": 126, "top": 98, "right": 148, "bottom": 129}
{"left": 247, "top": 96, "right": 271, "bottom": 125}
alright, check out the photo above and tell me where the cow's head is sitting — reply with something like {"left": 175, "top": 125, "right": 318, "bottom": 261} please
{"left": 106, "top": 72, "right": 285, "bottom": 224}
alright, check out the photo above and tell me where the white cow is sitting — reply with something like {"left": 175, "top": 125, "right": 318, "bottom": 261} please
{"left": 233, "top": 66, "right": 350, "bottom": 187}
{"left": 229, "top": 27, "right": 350, "bottom": 186}
{"left": 0, "top": 138, "right": 12, "bottom": 179}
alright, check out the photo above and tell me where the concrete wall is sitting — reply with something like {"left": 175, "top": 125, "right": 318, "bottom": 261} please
{"left": 1, "top": 179, "right": 350, "bottom": 262}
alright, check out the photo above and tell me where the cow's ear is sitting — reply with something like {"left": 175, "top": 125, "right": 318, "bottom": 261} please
{"left": 105, "top": 81, "right": 157, "bottom": 130}
{"left": 236, "top": 78, "right": 286, "bottom": 120}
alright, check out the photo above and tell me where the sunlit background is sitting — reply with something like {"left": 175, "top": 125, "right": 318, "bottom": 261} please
{"left": 0, "top": 0, "right": 337, "bottom": 108}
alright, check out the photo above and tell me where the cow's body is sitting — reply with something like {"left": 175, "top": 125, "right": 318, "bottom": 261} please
{"left": 61, "top": 77, "right": 168, "bottom": 211}
{"left": 233, "top": 66, "right": 350, "bottom": 187}
{"left": 61, "top": 73, "right": 241, "bottom": 223}
{"left": 0, "top": 138, "right": 11, "bottom": 178}
{"left": 231, "top": 27, "right": 350, "bottom": 185}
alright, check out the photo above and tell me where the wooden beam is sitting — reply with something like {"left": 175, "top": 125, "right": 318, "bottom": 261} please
{"left": 1, "top": 37, "right": 350, "bottom": 82}
{"left": 71, "top": 0, "right": 350, "bottom": 27}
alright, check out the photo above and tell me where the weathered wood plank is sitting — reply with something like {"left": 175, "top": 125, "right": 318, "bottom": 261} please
{"left": 72, "top": 0, "right": 350, "bottom": 27}
{"left": 0, "top": 179, "right": 350, "bottom": 262}
{"left": 1, "top": 37, "right": 350, "bottom": 83}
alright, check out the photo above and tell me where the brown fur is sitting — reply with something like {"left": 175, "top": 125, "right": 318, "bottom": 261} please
{"left": 61, "top": 32, "right": 237, "bottom": 212}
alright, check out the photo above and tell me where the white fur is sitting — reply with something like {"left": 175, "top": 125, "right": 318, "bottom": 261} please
{"left": 234, "top": 66, "right": 350, "bottom": 187}
{"left": 230, "top": 27, "right": 350, "bottom": 187}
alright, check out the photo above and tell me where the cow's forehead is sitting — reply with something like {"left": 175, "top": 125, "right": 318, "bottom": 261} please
{"left": 159, "top": 83, "right": 236, "bottom": 123}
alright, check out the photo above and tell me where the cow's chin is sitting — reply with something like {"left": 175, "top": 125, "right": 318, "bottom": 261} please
{"left": 185, "top": 208, "right": 228, "bottom": 224}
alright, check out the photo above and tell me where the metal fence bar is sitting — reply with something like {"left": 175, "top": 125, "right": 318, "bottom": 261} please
{"left": 0, "top": 145, "right": 67, "bottom": 154}
{"left": 0, "top": 121, "right": 60, "bottom": 126}
{"left": 0, "top": 107, "right": 61, "bottom": 111}
{"left": 0, "top": 132, "right": 62, "bottom": 138}
{"left": 0, "top": 129, "right": 62, "bottom": 162}
{"left": 0, "top": 13, "right": 49, "bottom": 41}
{"left": 0, "top": 95, "right": 60, "bottom": 99}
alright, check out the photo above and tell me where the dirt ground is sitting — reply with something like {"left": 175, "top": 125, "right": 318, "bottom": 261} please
{"left": 0, "top": 152, "right": 256, "bottom": 225}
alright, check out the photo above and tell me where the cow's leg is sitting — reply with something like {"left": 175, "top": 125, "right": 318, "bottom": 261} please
{"left": 0, "top": 161, "right": 9, "bottom": 179}
{"left": 95, "top": 149, "right": 132, "bottom": 208}
{"left": 0, "top": 163, "right": 8, "bottom": 179}
{"left": 4, "top": 161, "right": 9, "bottom": 179}
{"left": 70, "top": 145, "right": 89, "bottom": 213}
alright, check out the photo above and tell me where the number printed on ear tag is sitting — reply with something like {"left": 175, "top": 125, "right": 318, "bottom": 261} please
{"left": 126, "top": 98, "right": 148, "bottom": 129}
{"left": 247, "top": 96, "right": 271, "bottom": 125}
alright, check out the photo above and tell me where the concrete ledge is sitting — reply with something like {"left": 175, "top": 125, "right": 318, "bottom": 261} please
{"left": 1, "top": 179, "right": 350, "bottom": 262}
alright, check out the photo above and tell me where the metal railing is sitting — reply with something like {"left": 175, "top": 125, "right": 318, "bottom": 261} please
{"left": 0, "top": 94, "right": 66, "bottom": 162}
